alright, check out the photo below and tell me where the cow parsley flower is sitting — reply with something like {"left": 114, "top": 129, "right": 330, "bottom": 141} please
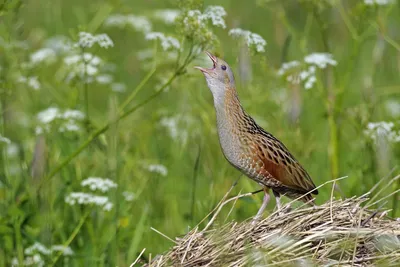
{"left": 24, "top": 242, "right": 74, "bottom": 257}
{"left": 44, "top": 35, "right": 73, "bottom": 54}
{"left": 146, "top": 164, "right": 168, "bottom": 176}
{"left": 122, "top": 191, "right": 135, "bottom": 202}
{"left": 36, "top": 107, "right": 85, "bottom": 134}
{"left": 12, "top": 254, "right": 44, "bottom": 267}
{"left": 364, "top": 0, "right": 394, "bottom": 5}
{"left": 203, "top": 6, "right": 227, "bottom": 28}
{"left": 364, "top": 121, "right": 400, "bottom": 143}
{"left": 0, "top": 135, "right": 11, "bottom": 144}
{"left": 75, "top": 32, "right": 113, "bottom": 49}
{"left": 229, "top": 28, "right": 267, "bottom": 53}
{"left": 81, "top": 177, "right": 117, "bottom": 192}
{"left": 30, "top": 48, "right": 57, "bottom": 65}
{"left": 17, "top": 76, "right": 41, "bottom": 90}
{"left": 304, "top": 53, "right": 337, "bottom": 69}
{"left": 111, "top": 82, "right": 126, "bottom": 92}
{"left": 154, "top": 9, "right": 180, "bottom": 24}
{"left": 385, "top": 100, "right": 400, "bottom": 117}
{"left": 145, "top": 32, "right": 180, "bottom": 51}
{"left": 63, "top": 52, "right": 107, "bottom": 82}
{"left": 65, "top": 192, "right": 113, "bottom": 211}
{"left": 104, "top": 14, "right": 152, "bottom": 33}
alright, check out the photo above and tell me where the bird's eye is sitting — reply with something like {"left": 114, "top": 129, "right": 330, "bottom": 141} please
{"left": 221, "top": 65, "right": 227, "bottom": 71}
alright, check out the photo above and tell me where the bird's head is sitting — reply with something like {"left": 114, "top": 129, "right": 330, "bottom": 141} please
{"left": 195, "top": 51, "right": 235, "bottom": 101}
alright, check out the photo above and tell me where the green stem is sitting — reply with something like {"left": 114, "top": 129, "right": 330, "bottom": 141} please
{"left": 37, "top": 59, "right": 187, "bottom": 191}
{"left": 50, "top": 210, "right": 90, "bottom": 266}
{"left": 14, "top": 219, "right": 24, "bottom": 266}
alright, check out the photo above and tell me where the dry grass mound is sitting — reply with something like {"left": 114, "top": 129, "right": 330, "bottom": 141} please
{"left": 141, "top": 178, "right": 400, "bottom": 266}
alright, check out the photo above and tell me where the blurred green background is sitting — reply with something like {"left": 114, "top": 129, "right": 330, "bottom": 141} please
{"left": 1, "top": 0, "right": 400, "bottom": 266}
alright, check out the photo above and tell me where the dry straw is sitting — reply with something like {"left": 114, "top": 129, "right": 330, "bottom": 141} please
{"left": 140, "top": 176, "right": 400, "bottom": 266}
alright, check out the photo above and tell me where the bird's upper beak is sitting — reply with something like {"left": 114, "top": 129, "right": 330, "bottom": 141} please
{"left": 194, "top": 51, "right": 217, "bottom": 74}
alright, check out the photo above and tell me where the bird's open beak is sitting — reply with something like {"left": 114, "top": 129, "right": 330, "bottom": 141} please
{"left": 194, "top": 51, "right": 217, "bottom": 74}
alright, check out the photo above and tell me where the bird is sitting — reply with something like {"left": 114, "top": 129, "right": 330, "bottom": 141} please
{"left": 195, "top": 51, "right": 318, "bottom": 219}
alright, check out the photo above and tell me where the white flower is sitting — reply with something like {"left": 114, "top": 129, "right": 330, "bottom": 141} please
{"left": 36, "top": 107, "right": 85, "bottom": 134}
{"left": 65, "top": 192, "right": 113, "bottom": 211}
{"left": 104, "top": 14, "right": 152, "bottom": 33}
{"left": 81, "top": 177, "right": 118, "bottom": 192}
{"left": 385, "top": 100, "right": 400, "bottom": 117}
{"left": 25, "top": 242, "right": 51, "bottom": 255}
{"left": 122, "top": 191, "right": 135, "bottom": 202}
{"left": 277, "top": 61, "right": 301, "bottom": 76}
{"left": 146, "top": 164, "right": 168, "bottom": 176}
{"left": 96, "top": 74, "right": 113, "bottom": 84}
{"left": 50, "top": 245, "right": 74, "bottom": 256}
{"left": 45, "top": 35, "right": 73, "bottom": 54}
{"left": 12, "top": 254, "right": 44, "bottom": 267}
{"left": 37, "top": 107, "right": 60, "bottom": 124}
{"left": 160, "top": 116, "right": 187, "bottom": 142}
{"left": 229, "top": 28, "right": 267, "bottom": 53}
{"left": 0, "top": 135, "right": 11, "bottom": 144}
{"left": 75, "top": 32, "right": 113, "bottom": 48}
{"left": 154, "top": 9, "right": 180, "bottom": 24}
{"left": 145, "top": 32, "right": 180, "bottom": 51}
{"left": 17, "top": 76, "right": 41, "bottom": 90}
{"left": 304, "top": 53, "right": 337, "bottom": 69}
{"left": 111, "top": 82, "right": 126, "bottom": 92}
{"left": 30, "top": 48, "right": 57, "bottom": 65}
{"left": 364, "top": 121, "right": 400, "bottom": 143}
{"left": 364, "top": 0, "right": 394, "bottom": 5}
{"left": 63, "top": 52, "right": 106, "bottom": 82}
{"left": 203, "top": 6, "right": 227, "bottom": 28}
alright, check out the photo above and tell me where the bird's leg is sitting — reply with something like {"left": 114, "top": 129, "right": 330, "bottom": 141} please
{"left": 272, "top": 190, "right": 282, "bottom": 213}
{"left": 253, "top": 188, "right": 270, "bottom": 221}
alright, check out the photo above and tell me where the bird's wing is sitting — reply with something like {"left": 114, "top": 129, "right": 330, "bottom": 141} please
{"left": 252, "top": 133, "right": 318, "bottom": 195}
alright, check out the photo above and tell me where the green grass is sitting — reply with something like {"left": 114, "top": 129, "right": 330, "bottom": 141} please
{"left": 1, "top": 0, "right": 400, "bottom": 266}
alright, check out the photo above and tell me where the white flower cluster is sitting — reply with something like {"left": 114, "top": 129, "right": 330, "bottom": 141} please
{"left": 35, "top": 107, "right": 85, "bottom": 134}
{"left": 159, "top": 115, "right": 195, "bottom": 143}
{"left": 146, "top": 164, "right": 168, "bottom": 176}
{"left": 17, "top": 76, "right": 41, "bottom": 90}
{"left": 24, "top": 242, "right": 74, "bottom": 256}
{"left": 81, "top": 177, "right": 117, "bottom": 192}
{"left": 145, "top": 32, "right": 180, "bottom": 51}
{"left": 304, "top": 53, "right": 337, "bottom": 69}
{"left": 65, "top": 192, "right": 114, "bottom": 211}
{"left": 0, "top": 134, "right": 11, "bottom": 144}
{"left": 278, "top": 53, "right": 337, "bottom": 90}
{"left": 104, "top": 14, "right": 152, "bottom": 33}
{"left": 229, "top": 28, "right": 267, "bottom": 53}
{"left": 153, "top": 9, "right": 180, "bottom": 24}
{"left": 180, "top": 5, "right": 227, "bottom": 45}
{"left": 12, "top": 242, "right": 74, "bottom": 266}
{"left": 122, "top": 191, "right": 135, "bottom": 202}
{"left": 364, "top": 121, "right": 400, "bottom": 143}
{"left": 63, "top": 52, "right": 113, "bottom": 84}
{"left": 364, "top": 0, "right": 394, "bottom": 5}
{"left": 30, "top": 48, "right": 57, "bottom": 65}
{"left": 75, "top": 32, "right": 114, "bottom": 49}
{"left": 386, "top": 100, "right": 400, "bottom": 117}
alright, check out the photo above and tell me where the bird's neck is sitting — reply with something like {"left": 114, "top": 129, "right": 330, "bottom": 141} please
{"left": 214, "top": 85, "right": 248, "bottom": 138}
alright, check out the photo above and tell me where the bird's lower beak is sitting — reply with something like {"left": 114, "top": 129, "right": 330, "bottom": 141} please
{"left": 194, "top": 51, "right": 217, "bottom": 73}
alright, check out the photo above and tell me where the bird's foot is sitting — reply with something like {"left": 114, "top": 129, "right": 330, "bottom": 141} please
{"left": 275, "top": 204, "right": 291, "bottom": 216}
